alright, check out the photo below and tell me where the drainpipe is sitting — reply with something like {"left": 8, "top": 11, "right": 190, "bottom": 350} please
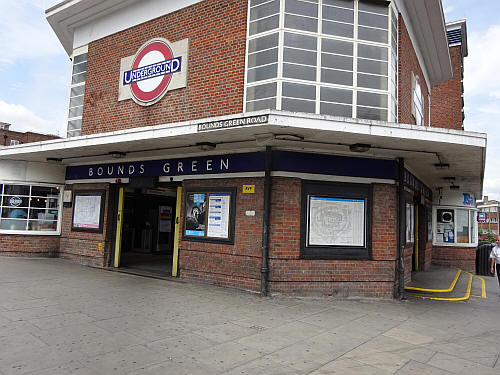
{"left": 261, "top": 146, "right": 272, "bottom": 296}
{"left": 398, "top": 157, "right": 406, "bottom": 299}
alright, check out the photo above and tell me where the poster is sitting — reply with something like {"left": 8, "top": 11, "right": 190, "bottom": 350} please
{"left": 73, "top": 194, "right": 102, "bottom": 229}
{"left": 185, "top": 193, "right": 206, "bottom": 236}
{"left": 207, "top": 194, "right": 231, "bottom": 238}
{"left": 159, "top": 206, "right": 172, "bottom": 233}
{"left": 308, "top": 197, "right": 364, "bottom": 246}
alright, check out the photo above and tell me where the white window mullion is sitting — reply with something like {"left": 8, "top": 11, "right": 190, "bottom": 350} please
{"left": 316, "top": 0, "right": 322, "bottom": 114}
{"left": 352, "top": 0, "right": 359, "bottom": 118}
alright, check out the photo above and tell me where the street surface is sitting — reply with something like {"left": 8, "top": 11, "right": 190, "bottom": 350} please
{"left": 0, "top": 258, "right": 499, "bottom": 374}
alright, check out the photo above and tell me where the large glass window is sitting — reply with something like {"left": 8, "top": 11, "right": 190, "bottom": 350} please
{"left": 434, "top": 207, "right": 478, "bottom": 246}
{"left": 0, "top": 183, "right": 62, "bottom": 234}
{"left": 245, "top": 0, "right": 398, "bottom": 122}
{"left": 412, "top": 74, "right": 424, "bottom": 125}
{"left": 67, "top": 47, "right": 88, "bottom": 138}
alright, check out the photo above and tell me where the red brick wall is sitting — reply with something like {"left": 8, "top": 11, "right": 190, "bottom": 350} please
{"left": 403, "top": 246, "right": 413, "bottom": 284}
{"left": 59, "top": 183, "right": 115, "bottom": 267}
{"left": 0, "top": 235, "right": 59, "bottom": 257}
{"left": 82, "top": 0, "right": 247, "bottom": 135}
{"left": 178, "top": 178, "right": 264, "bottom": 292}
{"left": 431, "top": 46, "right": 463, "bottom": 130}
{"left": 178, "top": 178, "right": 399, "bottom": 298}
{"left": 268, "top": 181, "right": 398, "bottom": 298}
{"left": 0, "top": 130, "right": 58, "bottom": 147}
{"left": 398, "top": 16, "right": 430, "bottom": 126}
{"left": 423, "top": 242, "right": 433, "bottom": 271}
{"left": 432, "top": 246, "right": 475, "bottom": 272}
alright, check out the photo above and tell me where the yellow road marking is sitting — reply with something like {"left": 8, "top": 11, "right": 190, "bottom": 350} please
{"left": 473, "top": 275, "right": 487, "bottom": 298}
{"left": 405, "top": 269, "right": 462, "bottom": 293}
{"left": 416, "top": 272, "right": 473, "bottom": 301}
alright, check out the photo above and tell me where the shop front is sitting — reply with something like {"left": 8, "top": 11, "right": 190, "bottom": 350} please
{"left": 0, "top": 111, "right": 485, "bottom": 297}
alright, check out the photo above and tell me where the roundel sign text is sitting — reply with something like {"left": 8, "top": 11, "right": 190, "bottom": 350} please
{"left": 123, "top": 38, "right": 182, "bottom": 106}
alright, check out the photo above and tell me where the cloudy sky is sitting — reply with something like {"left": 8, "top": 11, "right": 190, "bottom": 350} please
{"left": 0, "top": 0, "right": 499, "bottom": 199}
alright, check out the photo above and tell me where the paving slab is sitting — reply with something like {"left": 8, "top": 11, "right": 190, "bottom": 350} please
{"left": 0, "top": 257, "right": 499, "bottom": 375}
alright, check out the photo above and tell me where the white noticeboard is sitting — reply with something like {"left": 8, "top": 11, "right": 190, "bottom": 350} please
{"left": 308, "top": 197, "right": 365, "bottom": 246}
{"left": 73, "top": 195, "right": 102, "bottom": 229}
{"left": 207, "top": 194, "right": 231, "bottom": 238}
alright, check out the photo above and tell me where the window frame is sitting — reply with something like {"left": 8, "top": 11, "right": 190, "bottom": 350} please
{"left": 67, "top": 45, "right": 88, "bottom": 138}
{"left": 0, "top": 182, "right": 63, "bottom": 236}
{"left": 432, "top": 206, "right": 478, "bottom": 247}
{"left": 405, "top": 201, "right": 414, "bottom": 245}
{"left": 244, "top": 0, "right": 399, "bottom": 122}
{"left": 182, "top": 187, "right": 237, "bottom": 245}
{"left": 71, "top": 190, "right": 107, "bottom": 234}
{"left": 411, "top": 73, "right": 425, "bottom": 126}
{"left": 300, "top": 180, "right": 372, "bottom": 260}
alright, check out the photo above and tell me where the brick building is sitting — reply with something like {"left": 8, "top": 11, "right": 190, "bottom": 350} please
{"left": 0, "top": 1, "right": 486, "bottom": 297}
{"left": 0, "top": 122, "right": 59, "bottom": 147}
{"left": 477, "top": 196, "right": 500, "bottom": 236}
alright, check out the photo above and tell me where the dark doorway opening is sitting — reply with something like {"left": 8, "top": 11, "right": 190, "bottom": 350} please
{"left": 120, "top": 188, "right": 177, "bottom": 277}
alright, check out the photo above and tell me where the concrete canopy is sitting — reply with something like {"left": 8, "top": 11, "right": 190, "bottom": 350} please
{"left": 0, "top": 111, "right": 486, "bottom": 198}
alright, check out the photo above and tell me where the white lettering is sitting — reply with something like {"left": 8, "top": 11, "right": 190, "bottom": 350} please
{"left": 178, "top": 162, "right": 184, "bottom": 172}
{"left": 89, "top": 168, "right": 94, "bottom": 177}
{"left": 107, "top": 166, "right": 114, "bottom": 175}
{"left": 118, "top": 165, "right": 124, "bottom": 175}
{"left": 140, "top": 164, "right": 145, "bottom": 174}
{"left": 129, "top": 165, "right": 135, "bottom": 175}
{"left": 220, "top": 158, "right": 229, "bottom": 170}
{"left": 192, "top": 160, "right": 198, "bottom": 172}
{"left": 97, "top": 167, "right": 104, "bottom": 176}
{"left": 163, "top": 162, "right": 170, "bottom": 173}
{"left": 206, "top": 160, "right": 212, "bottom": 171}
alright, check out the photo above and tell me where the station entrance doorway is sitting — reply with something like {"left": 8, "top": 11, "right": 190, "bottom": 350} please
{"left": 114, "top": 186, "right": 181, "bottom": 277}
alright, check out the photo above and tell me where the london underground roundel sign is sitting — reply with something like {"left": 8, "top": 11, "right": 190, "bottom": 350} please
{"left": 123, "top": 38, "right": 182, "bottom": 106}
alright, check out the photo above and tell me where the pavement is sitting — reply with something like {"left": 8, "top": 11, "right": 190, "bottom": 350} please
{"left": 0, "top": 258, "right": 499, "bottom": 375}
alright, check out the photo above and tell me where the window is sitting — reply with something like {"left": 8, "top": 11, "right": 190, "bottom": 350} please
{"left": 9, "top": 140, "right": 19, "bottom": 146}
{"left": 412, "top": 73, "right": 424, "bottom": 125}
{"left": 406, "top": 202, "right": 414, "bottom": 244}
{"left": 183, "top": 188, "right": 236, "bottom": 244}
{"left": 301, "top": 181, "right": 371, "bottom": 259}
{"left": 434, "top": 206, "right": 478, "bottom": 246}
{"left": 245, "top": 0, "right": 399, "bottom": 122}
{"left": 67, "top": 46, "right": 88, "bottom": 138}
{"left": 427, "top": 207, "right": 432, "bottom": 242}
{"left": 0, "top": 183, "right": 62, "bottom": 234}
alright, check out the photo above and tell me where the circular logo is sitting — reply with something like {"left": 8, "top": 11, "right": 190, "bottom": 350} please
{"left": 129, "top": 39, "right": 175, "bottom": 106}
{"left": 9, "top": 196, "right": 22, "bottom": 207}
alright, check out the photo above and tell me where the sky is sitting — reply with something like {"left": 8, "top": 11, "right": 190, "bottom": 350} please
{"left": 0, "top": 0, "right": 499, "bottom": 199}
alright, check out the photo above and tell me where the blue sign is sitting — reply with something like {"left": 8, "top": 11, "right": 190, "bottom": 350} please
{"left": 273, "top": 151, "right": 396, "bottom": 180}
{"left": 478, "top": 212, "right": 487, "bottom": 222}
{"left": 66, "top": 153, "right": 265, "bottom": 180}
{"left": 123, "top": 57, "right": 182, "bottom": 85}
{"left": 463, "top": 193, "right": 475, "bottom": 206}
{"left": 66, "top": 151, "right": 397, "bottom": 181}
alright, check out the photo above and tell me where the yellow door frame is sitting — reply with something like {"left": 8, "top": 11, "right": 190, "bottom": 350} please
{"left": 172, "top": 186, "right": 182, "bottom": 277}
{"left": 114, "top": 187, "right": 125, "bottom": 268}
{"left": 414, "top": 204, "right": 419, "bottom": 272}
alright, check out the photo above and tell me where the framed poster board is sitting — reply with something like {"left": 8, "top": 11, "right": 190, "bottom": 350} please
{"left": 183, "top": 188, "right": 236, "bottom": 244}
{"left": 71, "top": 190, "right": 106, "bottom": 233}
{"left": 301, "top": 181, "right": 372, "bottom": 260}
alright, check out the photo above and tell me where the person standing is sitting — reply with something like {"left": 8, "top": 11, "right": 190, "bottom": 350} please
{"left": 490, "top": 236, "right": 500, "bottom": 293}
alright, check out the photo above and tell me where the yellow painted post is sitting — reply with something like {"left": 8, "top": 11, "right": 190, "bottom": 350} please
{"left": 172, "top": 186, "right": 182, "bottom": 277}
{"left": 114, "top": 187, "right": 125, "bottom": 268}
{"left": 414, "top": 205, "right": 419, "bottom": 272}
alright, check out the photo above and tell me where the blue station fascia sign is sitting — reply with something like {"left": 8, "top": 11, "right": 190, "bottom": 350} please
{"left": 65, "top": 151, "right": 397, "bottom": 181}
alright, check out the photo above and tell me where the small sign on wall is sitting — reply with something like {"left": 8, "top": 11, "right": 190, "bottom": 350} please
{"left": 243, "top": 185, "right": 255, "bottom": 194}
